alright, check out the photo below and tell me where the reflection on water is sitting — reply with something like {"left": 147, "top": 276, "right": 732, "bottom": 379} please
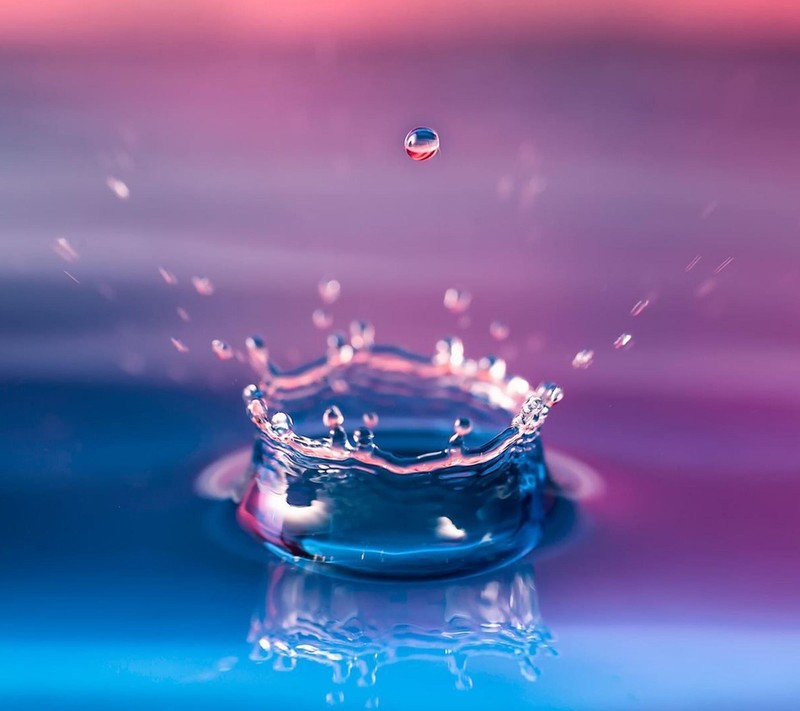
{"left": 248, "top": 556, "right": 552, "bottom": 707}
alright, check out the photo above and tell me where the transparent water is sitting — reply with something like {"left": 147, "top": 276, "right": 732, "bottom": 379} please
{"left": 2, "top": 48, "right": 799, "bottom": 709}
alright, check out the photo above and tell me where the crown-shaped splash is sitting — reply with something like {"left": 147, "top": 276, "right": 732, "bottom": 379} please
{"left": 242, "top": 324, "right": 563, "bottom": 475}
{"left": 236, "top": 323, "right": 562, "bottom": 576}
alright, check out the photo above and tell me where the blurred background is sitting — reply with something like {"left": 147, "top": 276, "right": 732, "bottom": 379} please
{"left": 1, "top": 1, "right": 799, "bottom": 708}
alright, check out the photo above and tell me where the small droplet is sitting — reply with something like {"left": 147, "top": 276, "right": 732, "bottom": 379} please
{"left": 159, "top": 267, "right": 178, "bottom": 285}
{"left": 325, "top": 690, "right": 345, "bottom": 706}
{"left": 312, "top": 308, "right": 333, "bottom": 330}
{"left": 318, "top": 278, "right": 341, "bottom": 304}
{"left": 323, "top": 405, "right": 344, "bottom": 429}
{"left": 453, "top": 417, "right": 473, "bottom": 436}
{"left": 212, "top": 339, "right": 234, "bottom": 360}
{"left": 176, "top": 307, "right": 190, "bottom": 322}
{"left": 247, "top": 399, "right": 269, "bottom": 427}
{"left": 362, "top": 412, "right": 379, "bottom": 428}
{"left": 630, "top": 299, "right": 650, "bottom": 317}
{"left": 404, "top": 127, "right": 439, "bottom": 161}
{"left": 170, "top": 337, "right": 189, "bottom": 353}
{"left": 443, "top": 288, "right": 471, "bottom": 314}
{"left": 192, "top": 276, "right": 215, "bottom": 296}
{"left": 53, "top": 237, "right": 78, "bottom": 262}
{"left": 326, "top": 331, "right": 353, "bottom": 363}
{"left": 353, "top": 426, "right": 374, "bottom": 449}
{"left": 106, "top": 176, "right": 130, "bottom": 200}
{"left": 434, "top": 336, "right": 465, "bottom": 367}
{"left": 480, "top": 355, "right": 507, "bottom": 380}
{"left": 330, "top": 378, "right": 349, "bottom": 394}
{"left": 535, "top": 382, "right": 564, "bottom": 407}
{"left": 572, "top": 349, "right": 594, "bottom": 369}
{"left": 242, "top": 384, "right": 262, "bottom": 402}
{"left": 270, "top": 412, "right": 294, "bottom": 440}
{"left": 489, "top": 320, "right": 510, "bottom": 341}
{"left": 613, "top": 333, "right": 633, "bottom": 350}
{"left": 349, "top": 320, "right": 375, "bottom": 349}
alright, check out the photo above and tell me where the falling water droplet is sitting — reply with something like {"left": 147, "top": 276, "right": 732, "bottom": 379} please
{"left": 404, "top": 127, "right": 440, "bottom": 161}
{"left": 176, "top": 307, "right": 190, "bottom": 322}
{"left": 192, "top": 276, "right": 215, "bottom": 296}
{"left": 159, "top": 266, "right": 178, "bottom": 285}
{"left": 613, "top": 333, "right": 633, "bottom": 350}
{"left": 212, "top": 339, "right": 234, "bottom": 360}
{"left": 106, "top": 176, "right": 130, "bottom": 200}
{"left": 323, "top": 405, "right": 345, "bottom": 429}
{"left": 318, "top": 278, "right": 341, "bottom": 305}
{"left": 53, "top": 237, "right": 78, "bottom": 262}
{"left": 444, "top": 288, "right": 472, "bottom": 314}
{"left": 312, "top": 308, "right": 333, "bottom": 330}
{"left": 362, "top": 412, "right": 379, "bottom": 428}
{"left": 630, "top": 299, "right": 650, "bottom": 317}
{"left": 170, "top": 337, "right": 189, "bottom": 353}
{"left": 572, "top": 349, "right": 594, "bottom": 369}
{"left": 489, "top": 320, "right": 510, "bottom": 341}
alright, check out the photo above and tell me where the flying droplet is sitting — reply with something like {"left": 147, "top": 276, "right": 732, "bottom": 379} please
{"left": 170, "top": 337, "right": 189, "bottom": 353}
{"left": 572, "top": 349, "right": 594, "bottom": 369}
{"left": 489, "top": 320, "right": 510, "bottom": 341}
{"left": 323, "top": 405, "right": 344, "bottom": 429}
{"left": 159, "top": 267, "right": 178, "bottom": 285}
{"left": 312, "top": 308, "right": 333, "bottom": 330}
{"left": 434, "top": 336, "right": 465, "bottom": 367}
{"left": 404, "top": 127, "right": 440, "bottom": 161}
{"left": 630, "top": 299, "right": 650, "bottom": 317}
{"left": 192, "top": 276, "right": 215, "bottom": 296}
{"left": 362, "top": 412, "right": 379, "bottom": 428}
{"left": 318, "top": 278, "right": 341, "bottom": 304}
{"left": 53, "top": 237, "right": 78, "bottom": 262}
{"left": 353, "top": 426, "right": 374, "bottom": 449}
{"left": 614, "top": 333, "right": 633, "bottom": 350}
{"left": 176, "top": 307, "right": 190, "bottom": 322}
{"left": 444, "top": 288, "right": 471, "bottom": 314}
{"left": 212, "top": 339, "right": 234, "bottom": 360}
{"left": 106, "top": 177, "right": 130, "bottom": 200}
{"left": 535, "top": 382, "right": 564, "bottom": 407}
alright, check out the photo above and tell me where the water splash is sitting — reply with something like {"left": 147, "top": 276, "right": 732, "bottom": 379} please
{"left": 235, "top": 323, "right": 562, "bottom": 576}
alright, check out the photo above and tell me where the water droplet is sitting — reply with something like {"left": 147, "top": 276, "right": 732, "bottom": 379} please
{"left": 454, "top": 417, "right": 473, "bottom": 436}
{"left": 353, "top": 426, "right": 374, "bottom": 449}
{"left": 330, "top": 378, "right": 349, "bottom": 394}
{"left": 480, "top": 355, "right": 507, "bottom": 380}
{"left": 630, "top": 299, "right": 650, "bottom": 317}
{"left": 318, "top": 278, "right": 341, "bottom": 304}
{"left": 323, "top": 405, "right": 344, "bottom": 429}
{"left": 489, "top": 321, "right": 510, "bottom": 341}
{"left": 170, "top": 337, "right": 189, "bottom": 353}
{"left": 192, "top": 276, "right": 215, "bottom": 296}
{"left": 535, "top": 382, "right": 564, "bottom": 406}
{"left": 572, "top": 349, "right": 594, "bottom": 369}
{"left": 325, "top": 690, "right": 345, "bottom": 706}
{"left": 245, "top": 336, "right": 269, "bottom": 374}
{"left": 349, "top": 320, "right": 375, "bottom": 349}
{"left": 362, "top": 412, "right": 379, "bottom": 428}
{"left": 158, "top": 266, "right": 177, "bottom": 285}
{"left": 176, "top": 307, "right": 190, "bottom": 322}
{"left": 106, "top": 176, "right": 130, "bottom": 200}
{"left": 312, "top": 308, "right": 333, "bottom": 330}
{"left": 443, "top": 287, "right": 472, "bottom": 314}
{"left": 613, "top": 333, "right": 633, "bottom": 350}
{"left": 434, "top": 336, "right": 465, "bottom": 366}
{"left": 53, "top": 237, "right": 78, "bottom": 262}
{"left": 242, "top": 384, "right": 262, "bottom": 401}
{"left": 326, "top": 332, "right": 353, "bottom": 363}
{"left": 212, "top": 339, "right": 234, "bottom": 360}
{"left": 270, "top": 412, "right": 294, "bottom": 440}
{"left": 404, "top": 126, "right": 439, "bottom": 161}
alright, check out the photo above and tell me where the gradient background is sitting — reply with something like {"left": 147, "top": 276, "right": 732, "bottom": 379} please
{"left": 1, "top": 2, "right": 799, "bottom": 709}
